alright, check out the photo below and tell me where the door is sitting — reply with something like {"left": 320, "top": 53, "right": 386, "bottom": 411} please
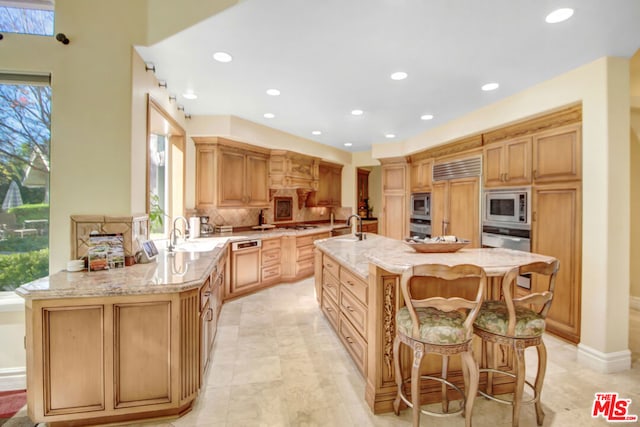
{"left": 532, "top": 183, "right": 581, "bottom": 343}
{"left": 382, "top": 194, "right": 406, "bottom": 240}
{"left": 447, "top": 177, "right": 480, "bottom": 247}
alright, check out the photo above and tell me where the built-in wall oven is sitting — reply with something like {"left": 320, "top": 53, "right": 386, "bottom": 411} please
{"left": 482, "top": 187, "right": 531, "bottom": 288}
{"left": 410, "top": 192, "right": 431, "bottom": 238}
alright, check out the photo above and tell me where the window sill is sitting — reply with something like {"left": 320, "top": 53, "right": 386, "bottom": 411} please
{"left": 0, "top": 292, "right": 25, "bottom": 313}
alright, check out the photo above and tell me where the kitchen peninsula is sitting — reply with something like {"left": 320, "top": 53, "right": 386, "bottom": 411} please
{"left": 15, "top": 224, "right": 344, "bottom": 426}
{"left": 313, "top": 233, "right": 557, "bottom": 414}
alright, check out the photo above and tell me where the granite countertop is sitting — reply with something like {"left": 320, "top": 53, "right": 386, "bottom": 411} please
{"left": 314, "top": 234, "right": 556, "bottom": 280}
{"left": 16, "top": 225, "right": 343, "bottom": 301}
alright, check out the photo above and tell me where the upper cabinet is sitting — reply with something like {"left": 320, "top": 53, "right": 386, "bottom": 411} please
{"left": 307, "top": 161, "right": 342, "bottom": 207}
{"left": 269, "top": 150, "right": 319, "bottom": 191}
{"left": 532, "top": 123, "right": 581, "bottom": 183}
{"left": 409, "top": 158, "right": 433, "bottom": 192}
{"left": 194, "top": 137, "right": 270, "bottom": 209}
{"left": 483, "top": 137, "right": 532, "bottom": 187}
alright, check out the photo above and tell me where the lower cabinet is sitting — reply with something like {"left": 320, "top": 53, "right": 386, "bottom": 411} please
{"left": 319, "top": 253, "right": 368, "bottom": 375}
{"left": 261, "top": 237, "right": 282, "bottom": 284}
{"left": 25, "top": 289, "right": 203, "bottom": 425}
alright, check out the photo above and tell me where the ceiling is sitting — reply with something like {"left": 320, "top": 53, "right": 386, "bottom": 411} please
{"left": 136, "top": 0, "right": 640, "bottom": 152}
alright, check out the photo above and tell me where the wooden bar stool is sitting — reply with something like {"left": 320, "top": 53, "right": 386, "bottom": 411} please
{"left": 392, "top": 264, "right": 486, "bottom": 427}
{"left": 473, "top": 260, "right": 559, "bottom": 427}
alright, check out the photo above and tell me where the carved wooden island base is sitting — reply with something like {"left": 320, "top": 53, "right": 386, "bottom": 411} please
{"left": 314, "top": 234, "right": 557, "bottom": 414}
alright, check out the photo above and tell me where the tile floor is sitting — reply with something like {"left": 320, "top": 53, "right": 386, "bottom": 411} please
{"left": 170, "top": 278, "right": 639, "bottom": 427}
{"left": 9, "top": 278, "right": 639, "bottom": 427}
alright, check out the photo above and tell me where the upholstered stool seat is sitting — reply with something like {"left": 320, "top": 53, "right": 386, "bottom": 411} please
{"left": 392, "top": 264, "right": 486, "bottom": 427}
{"left": 472, "top": 260, "right": 559, "bottom": 427}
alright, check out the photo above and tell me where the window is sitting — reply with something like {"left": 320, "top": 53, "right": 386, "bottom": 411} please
{"left": 0, "top": 78, "right": 51, "bottom": 291}
{"left": 0, "top": 1, "right": 54, "bottom": 36}
{"left": 147, "top": 97, "right": 185, "bottom": 240}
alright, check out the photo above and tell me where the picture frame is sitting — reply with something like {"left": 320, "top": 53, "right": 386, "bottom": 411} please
{"left": 274, "top": 196, "right": 293, "bottom": 221}
{"left": 88, "top": 233, "right": 125, "bottom": 271}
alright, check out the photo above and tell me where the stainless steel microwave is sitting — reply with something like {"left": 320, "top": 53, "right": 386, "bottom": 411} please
{"left": 483, "top": 188, "right": 530, "bottom": 228}
{"left": 410, "top": 192, "right": 431, "bottom": 220}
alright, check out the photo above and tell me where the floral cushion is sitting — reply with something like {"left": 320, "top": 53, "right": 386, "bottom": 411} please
{"left": 396, "top": 306, "right": 468, "bottom": 345}
{"left": 474, "top": 300, "right": 545, "bottom": 338}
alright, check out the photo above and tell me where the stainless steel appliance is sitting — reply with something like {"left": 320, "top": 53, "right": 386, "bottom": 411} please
{"left": 483, "top": 187, "right": 530, "bottom": 229}
{"left": 410, "top": 192, "right": 431, "bottom": 220}
{"left": 481, "top": 226, "right": 531, "bottom": 289}
{"left": 409, "top": 218, "right": 431, "bottom": 239}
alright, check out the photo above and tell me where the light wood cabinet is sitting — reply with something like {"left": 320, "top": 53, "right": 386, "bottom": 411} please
{"left": 532, "top": 182, "right": 582, "bottom": 343}
{"left": 308, "top": 161, "right": 342, "bottom": 207}
{"left": 193, "top": 137, "right": 270, "bottom": 209}
{"left": 410, "top": 158, "right": 433, "bottom": 192}
{"left": 261, "top": 237, "right": 282, "bottom": 284}
{"left": 484, "top": 137, "right": 532, "bottom": 187}
{"left": 380, "top": 159, "right": 409, "bottom": 240}
{"left": 431, "top": 176, "right": 480, "bottom": 247}
{"left": 230, "top": 245, "right": 262, "bottom": 296}
{"left": 25, "top": 290, "right": 201, "bottom": 424}
{"left": 295, "top": 231, "right": 330, "bottom": 278}
{"left": 362, "top": 221, "right": 378, "bottom": 234}
{"left": 269, "top": 150, "right": 319, "bottom": 190}
{"left": 532, "top": 123, "right": 581, "bottom": 183}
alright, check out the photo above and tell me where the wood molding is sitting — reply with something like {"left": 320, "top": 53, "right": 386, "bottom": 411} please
{"left": 411, "top": 134, "right": 482, "bottom": 161}
{"left": 191, "top": 136, "right": 271, "bottom": 155}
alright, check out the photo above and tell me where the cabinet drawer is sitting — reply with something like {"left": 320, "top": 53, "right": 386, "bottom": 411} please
{"left": 261, "top": 264, "right": 281, "bottom": 282}
{"left": 261, "top": 248, "right": 281, "bottom": 266}
{"left": 338, "top": 314, "right": 366, "bottom": 374}
{"left": 296, "top": 234, "right": 316, "bottom": 247}
{"left": 322, "top": 271, "right": 339, "bottom": 304}
{"left": 340, "top": 288, "right": 367, "bottom": 338}
{"left": 262, "top": 238, "right": 281, "bottom": 251}
{"left": 296, "top": 257, "right": 314, "bottom": 276}
{"left": 340, "top": 268, "right": 367, "bottom": 305}
{"left": 296, "top": 244, "right": 315, "bottom": 261}
{"left": 321, "top": 293, "right": 339, "bottom": 331}
{"left": 323, "top": 256, "right": 340, "bottom": 279}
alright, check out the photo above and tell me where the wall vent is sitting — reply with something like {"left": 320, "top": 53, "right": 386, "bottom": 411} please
{"left": 433, "top": 156, "right": 482, "bottom": 181}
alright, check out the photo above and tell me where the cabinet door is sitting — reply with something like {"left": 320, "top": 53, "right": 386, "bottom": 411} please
{"left": 410, "top": 160, "right": 433, "bottom": 192}
{"left": 246, "top": 154, "right": 269, "bottom": 207}
{"left": 195, "top": 145, "right": 216, "bottom": 208}
{"left": 431, "top": 181, "right": 447, "bottom": 236}
{"left": 231, "top": 248, "right": 261, "bottom": 294}
{"left": 329, "top": 166, "right": 342, "bottom": 206}
{"left": 315, "top": 164, "right": 332, "bottom": 206}
{"left": 532, "top": 183, "right": 581, "bottom": 343}
{"left": 504, "top": 137, "right": 532, "bottom": 185}
{"left": 447, "top": 177, "right": 480, "bottom": 247}
{"left": 483, "top": 144, "right": 505, "bottom": 187}
{"left": 533, "top": 124, "right": 581, "bottom": 183}
{"left": 381, "top": 193, "right": 406, "bottom": 239}
{"left": 218, "top": 149, "right": 246, "bottom": 206}
{"left": 382, "top": 164, "right": 406, "bottom": 192}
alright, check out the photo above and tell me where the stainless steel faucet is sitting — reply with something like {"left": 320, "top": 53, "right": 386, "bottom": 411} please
{"left": 346, "top": 214, "right": 364, "bottom": 240}
{"left": 167, "top": 216, "right": 190, "bottom": 252}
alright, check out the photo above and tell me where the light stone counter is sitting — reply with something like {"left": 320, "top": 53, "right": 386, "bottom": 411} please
{"left": 17, "top": 225, "right": 338, "bottom": 300}
{"left": 314, "top": 233, "right": 556, "bottom": 278}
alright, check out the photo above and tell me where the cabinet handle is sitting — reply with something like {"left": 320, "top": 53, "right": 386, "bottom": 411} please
{"left": 346, "top": 280, "right": 354, "bottom": 286}
{"left": 207, "top": 307, "right": 214, "bottom": 321}
{"left": 500, "top": 173, "right": 505, "bottom": 182}
{"left": 346, "top": 336, "right": 354, "bottom": 344}
{"left": 346, "top": 305, "right": 354, "bottom": 312}
{"left": 532, "top": 211, "right": 537, "bottom": 221}
{"left": 443, "top": 221, "right": 449, "bottom": 235}
{"left": 204, "top": 291, "right": 211, "bottom": 297}
{"left": 325, "top": 306, "right": 333, "bottom": 312}
{"left": 326, "top": 263, "right": 333, "bottom": 268}
{"left": 533, "top": 169, "right": 538, "bottom": 179}
{"left": 505, "top": 173, "right": 509, "bottom": 182}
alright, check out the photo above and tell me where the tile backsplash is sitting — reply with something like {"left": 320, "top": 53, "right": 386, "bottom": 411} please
{"left": 71, "top": 214, "right": 149, "bottom": 260}
{"left": 190, "top": 189, "right": 353, "bottom": 228}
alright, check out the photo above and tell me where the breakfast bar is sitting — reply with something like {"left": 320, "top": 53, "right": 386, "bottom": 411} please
{"left": 313, "top": 233, "right": 557, "bottom": 414}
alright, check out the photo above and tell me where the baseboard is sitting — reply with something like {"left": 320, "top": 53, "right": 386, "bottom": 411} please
{"left": 577, "top": 344, "right": 631, "bottom": 374}
{"left": 630, "top": 295, "right": 640, "bottom": 311}
{"left": 0, "top": 367, "right": 26, "bottom": 392}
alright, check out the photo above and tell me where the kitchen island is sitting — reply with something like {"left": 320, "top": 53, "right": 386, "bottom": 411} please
{"left": 313, "top": 233, "right": 557, "bottom": 414}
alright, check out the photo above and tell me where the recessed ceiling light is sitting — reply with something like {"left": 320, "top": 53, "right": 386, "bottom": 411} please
{"left": 263, "top": 113, "right": 275, "bottom": 119}
{"left": 385, "top": 133, "right": 396, "bottom": 139}
{"left": 213, "top": 51, "right": 233, "bottom": 63}
{"left": 312, "top": 130, "right": 322, "bottom": 135}
{"left": 390, "top": 72, "right": 408, "bottom": 81}
{"left": 420, "top": 114, "right": 434, "bottom": 120}
{"left": 351, "top": 109, "right": 364, "bottom": 116}
{"left": 183, "top": 91, "right": 197, "bottom": 100}
{"left": 344, "top": 142, "right": 353, "bottom": 147}
{"left": 545, "top": 8, "right": 574, "bottom": 23}
{"left": 481, "top": 82, "right": 500, "bottom": 91}
{"left": 266, "top": 89, "right": 280, "bottom": 96}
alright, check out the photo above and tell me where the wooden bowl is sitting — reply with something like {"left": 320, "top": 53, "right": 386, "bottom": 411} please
{"left": 403, "top": 237, "right": 470, "bottom": 253}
